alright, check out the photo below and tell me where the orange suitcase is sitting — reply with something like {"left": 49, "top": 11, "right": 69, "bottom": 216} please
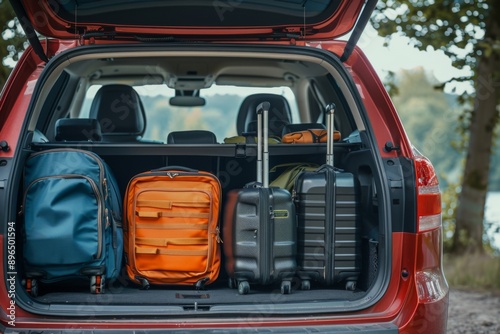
{"left": 123, "top": 166, "right": 222, "bottom": 289}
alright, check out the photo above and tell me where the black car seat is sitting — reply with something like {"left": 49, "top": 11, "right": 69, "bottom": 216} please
{"left": 54, "top": 118, "right": 102, "bottom": 142}
{"left": 89, "top": 84, "right": 153, "bottom": 143}
{"left": 167, "top": 130, "right": 217, "bottom": 144}
{"left": 236, "top": 93, "right": 292, "bottom": 138}
{"left": 166, "top": 130, "right": 218, "bottom": 172}
{"left": 88, "top": 85, "right": 164, "bottom": 193}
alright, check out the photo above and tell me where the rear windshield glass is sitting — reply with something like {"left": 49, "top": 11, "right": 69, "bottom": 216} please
{"left": 51, "top": 0, "right": 339, "bottom": 27}
{"left": 79, "top": 84, "right": 298, "bottom": 143}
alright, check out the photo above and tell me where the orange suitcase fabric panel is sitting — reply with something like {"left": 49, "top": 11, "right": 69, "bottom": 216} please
{"left": 124, "top": 171, "right": 221, "bottom": 286}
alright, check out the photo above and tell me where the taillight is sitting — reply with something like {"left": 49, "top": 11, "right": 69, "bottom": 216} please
{"left": 414, "top": 156, "right": 442, "bottom": 232}
{"left": 413, "top": 154, "right": 448, "bottom": 304}
{"left": 415, "top": 268, "right": 448, "bottom": 303}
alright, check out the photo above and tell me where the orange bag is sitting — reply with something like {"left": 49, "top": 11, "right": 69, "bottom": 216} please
{"left": 123, "top": 167, "right": 221, "bottom": 289}
{"left": 281, "top": 129, "right": 341, "bottom": 144}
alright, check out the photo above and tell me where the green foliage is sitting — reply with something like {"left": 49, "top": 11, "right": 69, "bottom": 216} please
{"left": 391, "top": 68, "right": 464, "bottom": 188}
{"left": 373, "top": 1, "right": 500, "bottom": 255}
{"left": 442, "top": 181, "right": 460, "bottom": 252}
{"left": 444, "top": 253, "right": 500, "bottom": 292}
{"left": 391, "top": 68, "right": 500, "bottom": 254}
{"left": 383, "top": 70, "right": 399, "bottom": 96}
{"left": 489, "top": 139, "right": 500, "bottom": 191}
{"left": 372, "top": 0, "right": 500, "bottom": 139}
{"left": 0, "top": 0, "right": 26, "bottom": 90}
{"left": 372, "top": 0, "right": 490, "bottom": 71}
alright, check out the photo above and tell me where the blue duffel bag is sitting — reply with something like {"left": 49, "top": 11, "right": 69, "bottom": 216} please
{"left": 22, "top": 148, "right": 123, "bottom": 295}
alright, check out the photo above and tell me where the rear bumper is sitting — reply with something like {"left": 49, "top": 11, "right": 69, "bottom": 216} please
{"left": 399, "top": 292, "right": 449, "bottom": 333}
{"left": 2, "top": 323, "right": 399, "bottom": 333}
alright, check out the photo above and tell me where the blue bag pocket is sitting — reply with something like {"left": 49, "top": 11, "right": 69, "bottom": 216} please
{"left": 24, "top": 176, "right": 102, "bottom": 266}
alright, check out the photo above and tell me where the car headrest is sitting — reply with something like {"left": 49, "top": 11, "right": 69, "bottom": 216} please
{"left": 236, "top": 94, "right": 292, "bottom": 137}
{"left": 89, "top": 84, "right": 146, "bottom": 142}
{"left": 167, "top": 130, "right": 217, "bottom": 144}
{"left": 55, "top": 118, "right": 102, "bottom": 142}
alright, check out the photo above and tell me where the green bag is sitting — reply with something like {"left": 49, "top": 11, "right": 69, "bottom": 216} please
{"left": 269, "top": 162, "right": 319, "bottom": 192}
{"left": 224, "top": 135, "right": 281, "bottom": 144}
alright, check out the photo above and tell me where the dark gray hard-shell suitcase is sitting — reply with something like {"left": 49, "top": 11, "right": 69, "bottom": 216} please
{"left": 294, "top": 104, "right": 361, "bottom": 291}
{"left": 223, "top": 102, "right": 297, "bottom": 295}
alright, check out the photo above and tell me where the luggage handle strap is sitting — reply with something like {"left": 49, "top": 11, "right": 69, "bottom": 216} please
{"left": 136, "top": 200, "right": 210, "bottom": 209}
{"left": 307, "top": 129, "right": 326, "bottom": 143}
{"left": 135, "top": 222, "right": 208, "bottom": 230}
{"left": 136, "top": 211, "right": 210, "bottom": 218}
{"left": 136, "top": 237, "right": 208, "bottom": 247}
{"left": 135, "top": 246, "right": 207, "bottom": 256}
{"left": 138, "top": 200, "right": 172, "bottom": 210}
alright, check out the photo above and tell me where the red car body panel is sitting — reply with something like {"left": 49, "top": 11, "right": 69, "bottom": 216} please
{"left": 0, "top": 40, "right": 78, "bottom": 158}
{"left": 21, "top": 0, "right": 365, "bottom": 41}
{"left": 0, "top": 1, "right": 448, "bottom": 330}
{"left": 0, "top": 232, "right": 447, "bottom": 330}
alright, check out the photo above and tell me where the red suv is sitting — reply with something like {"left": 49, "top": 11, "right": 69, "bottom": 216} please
{"left": 0, "top": 0, "right": 448, "bottom": 332}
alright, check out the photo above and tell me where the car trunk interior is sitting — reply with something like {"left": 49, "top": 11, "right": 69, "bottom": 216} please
{"left": 18, "top": 145, "right": 382, "bottom": 315}
{"left": 13, "top": 46, "right": 386, "bottom": 315}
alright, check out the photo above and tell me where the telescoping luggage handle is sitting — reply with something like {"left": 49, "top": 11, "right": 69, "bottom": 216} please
{"left": 256, "top": 101, "right": 270, "bottom": 188}
{"left": 325, "top": 103, "right": 336, "bottom": 167}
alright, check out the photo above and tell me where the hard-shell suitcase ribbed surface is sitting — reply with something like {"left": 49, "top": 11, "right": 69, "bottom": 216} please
{"left": 294, "top": 104, "right": 361, "bottom": 291}
{"left": 223, "top": 101, "right": 297, "bottom": 295}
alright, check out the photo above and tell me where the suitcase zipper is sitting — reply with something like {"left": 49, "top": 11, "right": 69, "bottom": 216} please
{"left": 214, "top": 226, "right": 222, "bottom": 244}
{"left": 28, "top": 149, "right": 107, "bottom": 189}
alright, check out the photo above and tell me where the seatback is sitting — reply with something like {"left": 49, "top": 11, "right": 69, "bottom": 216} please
{"left": 166, "top": 130, "right": 218, "bottom": 173}
{"left": 167, "top": 130, "right": 217, "bottom": 144}
{"left": 236, "top": 94, "right": 292, "bottom": 138}
{"left": 55, "top": 118, "right": 102, "bottom": 142}
{"left": 89, "top": 85, "right": 147, "bottom": 142}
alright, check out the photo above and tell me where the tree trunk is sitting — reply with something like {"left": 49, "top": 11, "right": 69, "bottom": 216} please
{"left": 452, "top": 5, "right": 500, "bottom": 254}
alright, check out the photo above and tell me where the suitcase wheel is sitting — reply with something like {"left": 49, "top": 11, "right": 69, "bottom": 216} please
{"left": 195, "top": 278, "right": 209, "bottom": 290}
{"left": 280, "top": 280, "right": 292, "bottom": 295}
{"left": 300, "top": 279, "right": 311, "bottom": 291}
{"left": 136, "top": 277, "right": 150, "bottom": 290}
{"left": 24, "top": 278, "right": 39, "bottom": 297}
{"left": 237, "top": 281, "right": 250, "bottom": 295}
{"left": 345, "top": 280, "right": 357, "bottom": 291}
{"left": 90, "top": 275, "right": 105, "bottom": 294}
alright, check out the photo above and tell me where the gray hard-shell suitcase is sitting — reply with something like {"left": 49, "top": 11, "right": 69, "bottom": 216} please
{"left": 223, "top": 101, "right": 297, "bottom": 295}
{"left": 294, "top": 104, "right": 361, "bottom": 291}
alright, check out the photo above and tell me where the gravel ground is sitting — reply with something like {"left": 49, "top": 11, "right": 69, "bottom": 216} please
{"left": 447, "top": 288, "right": 500, "bottom": 333}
